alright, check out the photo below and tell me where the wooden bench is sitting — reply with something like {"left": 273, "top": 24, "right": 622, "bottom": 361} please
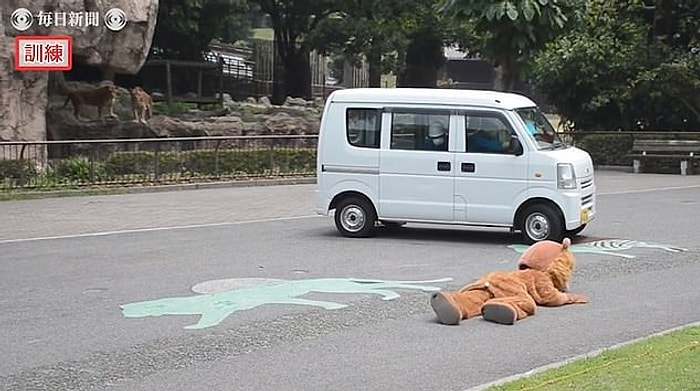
{"left": 629, "top": 139, "right": 700, "bottom": 175}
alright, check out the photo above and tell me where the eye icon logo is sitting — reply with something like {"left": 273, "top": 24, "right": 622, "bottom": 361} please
{"left": 11, "top": 8, "right": 34, "bottom": 32}
{"left": 104, "top": 8, "right": 127, "bottom": 32}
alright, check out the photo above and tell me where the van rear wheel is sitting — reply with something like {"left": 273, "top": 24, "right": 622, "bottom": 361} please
{"left": 520, "top": 204, "right": 563, "bottom": 244}
{"left": 334, "top": 196, "right": 376, "bottom": 238}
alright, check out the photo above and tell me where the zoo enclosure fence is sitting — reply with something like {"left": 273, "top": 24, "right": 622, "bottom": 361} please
{"left": 0, "top": 135, "right": 319, "bottom": 191}
{"left": 3, "top": 130, "right": 699, "bottom": 191}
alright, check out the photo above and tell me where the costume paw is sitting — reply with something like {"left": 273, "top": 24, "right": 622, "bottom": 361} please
{"left": 430, "top": 292, "right": 461, "bottom": 325}
{"left": 569, "top": 293, "right": 589, "bottom": 304}
{"left": 481, "top": 303, "right": 517, "bottom": 325}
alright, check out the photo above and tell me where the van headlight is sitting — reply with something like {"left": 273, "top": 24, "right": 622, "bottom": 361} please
{"left": 557, "top": 163, "right": 577, "bottom": 189}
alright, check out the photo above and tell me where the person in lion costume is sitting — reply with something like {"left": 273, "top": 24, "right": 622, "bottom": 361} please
{"left": 430, "top": 237, "right": 588, "bottom": 325}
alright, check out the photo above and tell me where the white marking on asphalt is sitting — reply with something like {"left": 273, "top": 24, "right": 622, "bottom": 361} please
{"left": 3, "top": 183, "right": 700, "bottom": 244}
{"left": 0, "top": 215, "right": 320, "bottom": 244}
{"left": 598, "top": 184, "right": 700, "bottom": 195}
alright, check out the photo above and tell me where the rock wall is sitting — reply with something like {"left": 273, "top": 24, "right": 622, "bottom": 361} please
{"left": 0, "top": 0, "right": 158, "bottom": 144}
{"left": 1, "top": 7, "right": 47, "bottom": 144}
{"left": 47, "top": 92, "right": 324, "bottom": 140}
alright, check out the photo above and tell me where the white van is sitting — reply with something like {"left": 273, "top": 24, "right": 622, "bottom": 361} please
{"left": 314, "top": 88, "right": 596, "bottom": 243}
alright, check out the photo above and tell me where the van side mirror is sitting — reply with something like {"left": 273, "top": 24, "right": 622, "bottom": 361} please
{"left": 510, "top": 135, "right": 524, "bottom": 156}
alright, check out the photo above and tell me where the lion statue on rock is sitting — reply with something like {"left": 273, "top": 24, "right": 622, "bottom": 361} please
{"left": 430, "top": 238, "right": 588, "bottom": 325}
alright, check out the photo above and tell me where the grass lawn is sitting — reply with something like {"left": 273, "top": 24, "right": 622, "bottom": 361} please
{"left": 486, "top": 326, "right": 700, "bottom": 391}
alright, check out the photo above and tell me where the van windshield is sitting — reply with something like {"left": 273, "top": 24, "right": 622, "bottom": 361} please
{"left": 515, "top": 108, "right": 567, "bottom": 150}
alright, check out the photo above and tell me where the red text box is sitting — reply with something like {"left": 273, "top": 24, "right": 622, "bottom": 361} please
{"left": 14, "top": 35, "right": 72, "bottom": 71}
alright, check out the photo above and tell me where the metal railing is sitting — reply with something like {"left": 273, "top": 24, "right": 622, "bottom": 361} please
{"left": 5, "top": 130, "right": 698, "bottom": 192}
{"left": 0, "top": 135, "right": 318, "bottom": 191}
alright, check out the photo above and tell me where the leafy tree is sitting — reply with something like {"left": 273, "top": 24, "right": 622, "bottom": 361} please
{"left": 532, "top": 0, "right": 700, "bottom": 131}
{"left": 251, "top": 0, "right": 340, "bottom": 102}
{"left": 309, "top": 0, "right": 411, "bottom": 87}
{"left": 398, "top": 22, "right": 447, "bottom": 88}
{"left": 438, "top": 0, "right": 584, "bottom": 91}
{"left": 311, "top": 0, "right": 460, "bottom": 88}
{"left": 152, "top": 0, "right": 250, "bottom": 61}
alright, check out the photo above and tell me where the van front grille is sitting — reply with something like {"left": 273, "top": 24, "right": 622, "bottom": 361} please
{"left": 581, "top": 194, "right": 593, "bottom": 206}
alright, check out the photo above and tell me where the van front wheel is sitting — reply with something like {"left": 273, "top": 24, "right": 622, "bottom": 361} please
{"left": 521, "top": 204, "right": 563, "bottom": 244}
{"left": 334, "top": 197, "right": 376, "bottom": 238}
{"left": 567, "top": 224, "right": 587, "bottom": 237}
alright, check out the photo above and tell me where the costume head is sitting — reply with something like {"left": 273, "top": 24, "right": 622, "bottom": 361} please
{"left": 428, "top": 121, "right": 446, "bottom": 146}
{"left": 517, "top": 237, "right": 575, "bottom": 291}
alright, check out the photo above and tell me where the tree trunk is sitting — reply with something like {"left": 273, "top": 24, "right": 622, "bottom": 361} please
{"left": 282, "top": 48, "right": 312, "bottom": 100}
{"left": 367, "top": 52, "right": 382, "bottom": 88}
{"left": 503, "top": 65, "right": 519, "bottom": 92}
{"left": 397, "top": 28, "right": 444, "bottom": 88}
{"left": 493, "top": 65, "right": 504, "bottom": 91}
{"left": 493, "top": 57, "right": 519, "bottom": 92}
{"left": 272, "top": 28, "right": 312, "bottom": 103}
{"left": 273, "top": 43, "right": 312, "bottom": 103}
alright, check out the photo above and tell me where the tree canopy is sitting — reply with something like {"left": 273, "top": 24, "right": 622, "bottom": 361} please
{"left": 308, "top": 0, "right": 412, "bottom": 87}
{"left": 310, "top": 0, "right": 463, "bottom": 88}
{"left": 438, "top": 0, "right": 584, "bottom": 91}
{"left": 251, "top": 0, "right": 341, "bottom": 102}
{"left": 531, "top": 0, "right": 700, "bottom": 131}
{"left": 151, "top": 0, "right": 251, "bottom": 61}
{"left": 147, "top": 0, "right": 700, "bottom": 132}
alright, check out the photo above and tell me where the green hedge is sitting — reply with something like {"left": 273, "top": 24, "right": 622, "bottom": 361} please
{"left": 1, "top": 148, "right": 316, "bottom": 190}
{"left": 576, "top": 134, "right": 634, "bottom": 166}
{"left": 576, "top": 133, "right": 700, "bottom": 171}
{"left": 52, "top": 156, "right": 107, "bottom": 183}
{"left": 104, "top": 148, "right": 317, "bottom": 177}
{"left": 0, "top": 159, "right": 36, "bottom": 180}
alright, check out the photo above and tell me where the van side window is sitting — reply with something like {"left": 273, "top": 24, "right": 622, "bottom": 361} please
{"left": 465, "top": 114, "right": 515, "bottom": 154}
{"left": 347, "top": 109, "right": 381, "bottom": 148}
{"left": 391, "top": 112, "right": 449, "bottom": 151}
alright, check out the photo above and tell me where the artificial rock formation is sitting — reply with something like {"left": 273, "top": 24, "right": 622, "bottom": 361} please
{"left": 0, "top": 0, "right": 158, "bottom": 143}
{"left": 46, "top": 91, "right": 324, "bottom": 140}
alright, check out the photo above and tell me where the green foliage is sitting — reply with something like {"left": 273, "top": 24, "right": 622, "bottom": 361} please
{"left": 439, "top": 0, "right": 584, "bottom": 90}
{"left": 309, "top": 1, "right": 412, "bottom": 76}
{"left": 250, "top": 0, "right": 341, "bottom": 100}
{"left": 103, "top": 148, "right": 316, "bottom": 178}
{"left": 0, "top": 159, "right": 36, "bottom": 180}
{"left": 104, "top": 151, "right": 182, "bottom": 178}
{"left": 576, "top": 134, "right": 634, "bottom": 166}
{"left": 532, "top": 0, "right": 700, "bottom": 131}
{"left": 52, "top": 156, "right": 107, "bottom": 183}
{"left": 0, "top": 148, "right": 315, "bottom": 190}
{"left": 153, "top": 101, "right": 199, "bottom": 115}
{"left": 310, "top": 0, "right": 464, "bottom": 87}
{"left": 152, "top": 0, "right": 250, "bottom": 61}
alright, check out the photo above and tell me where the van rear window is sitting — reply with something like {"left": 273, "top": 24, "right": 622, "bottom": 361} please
{"left": 347, "top": 109, "right": 381, "bottom": 148}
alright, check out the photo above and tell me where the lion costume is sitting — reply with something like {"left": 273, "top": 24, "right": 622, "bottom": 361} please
{"left": 430, "top": 238, "right": 588, "bottom": 325}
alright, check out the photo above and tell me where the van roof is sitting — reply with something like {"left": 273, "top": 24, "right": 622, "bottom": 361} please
{"left": 328, "top": 88, "right": 537, "bottom": 110}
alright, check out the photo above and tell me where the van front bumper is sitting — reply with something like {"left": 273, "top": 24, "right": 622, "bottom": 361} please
{"left": 562, "top": 187, "right": 596, "bottom": 230}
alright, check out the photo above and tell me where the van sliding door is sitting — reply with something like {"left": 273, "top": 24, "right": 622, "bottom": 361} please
{"left": 378, "top": 109, "right": 455, "bottom": 222}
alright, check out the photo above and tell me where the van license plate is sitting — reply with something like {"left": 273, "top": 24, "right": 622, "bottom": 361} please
{"left": 580, "top": 208, "right": 590, "bottom": 224}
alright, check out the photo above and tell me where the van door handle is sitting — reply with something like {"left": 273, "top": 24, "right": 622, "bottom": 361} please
{"left": 437, "top": 161, "right": 451, "bottom": 171}
{"left": 461, "top": 162, "right": 476, "bottom": 173}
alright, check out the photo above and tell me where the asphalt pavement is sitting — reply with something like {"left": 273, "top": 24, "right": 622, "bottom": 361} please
{"left": 1, "top": 170, "right": 700, "bottom": 391}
